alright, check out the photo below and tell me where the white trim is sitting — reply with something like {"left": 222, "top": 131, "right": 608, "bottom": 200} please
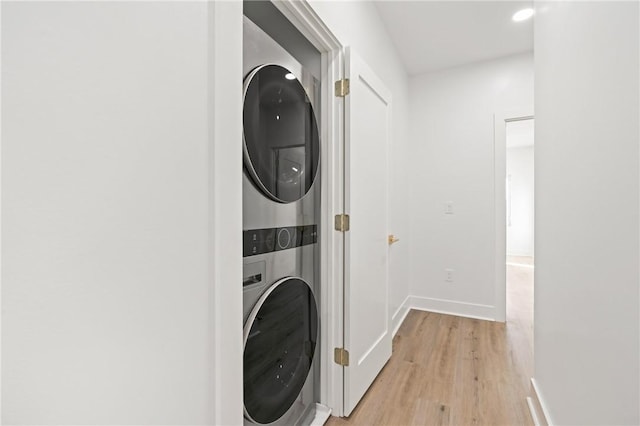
{"left": 391, "top": 296, "right": 411, "bottom": 337}
{"left": 273, "top": 0, "right": 343, "bottom": 52}
{"left": 526, "top": 397, "right": 542, "bottom": 426}
{"left": 408, "top": 296, "right": 495, "bottom": 322}
{"left": 208, "top": 2, "right": 244, "bottom": 424}
{"left": 0, "top": 0, "right": 3, "bottom": 420}
{"left": 310, "top": 403, "right": 332, "bottom": 426}
{"left": 531, "top": 378, "right": 554, "bottom": 426}
{"left": 271, "top": 0, "right": 345, "bottom": 416}
{"left": 494, "top": 109, "right": 534, "bottom": 323}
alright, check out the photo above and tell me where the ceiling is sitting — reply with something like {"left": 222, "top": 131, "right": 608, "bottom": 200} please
{"left": 375, "top": 1, "right": 534, "bottom": 75}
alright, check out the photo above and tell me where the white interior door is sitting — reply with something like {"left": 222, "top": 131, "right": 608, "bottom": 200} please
{"left": 343, "top": 47, "right": 392, "bottom": 415}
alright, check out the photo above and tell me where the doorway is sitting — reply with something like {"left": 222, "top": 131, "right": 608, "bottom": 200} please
{"left": 494, "top": 110, "right": 533, "bottom": 323}
{"left": 505, "top": 118, "right": 535, "bottom": 380}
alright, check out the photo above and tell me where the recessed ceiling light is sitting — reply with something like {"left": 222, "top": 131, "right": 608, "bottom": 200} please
{"left": 512, "top": 8, "right": 534, "bottom": 22}
{"left": 284, "top": 73, "right": 296, "bottom": 80}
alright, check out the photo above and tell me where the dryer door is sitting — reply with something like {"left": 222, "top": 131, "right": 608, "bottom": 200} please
{"left": 243, "top": 277, "right": 318, "bottom": 424}
{"left": 243, "top": 64, "right": 320, "bottom": 203}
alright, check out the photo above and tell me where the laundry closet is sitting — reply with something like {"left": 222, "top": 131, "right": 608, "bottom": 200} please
{"left": 238, "top": 1, "right": 406, "bottom": 425}
{"left": 0, "top": 1, "right": 410, "bottom": 424}
{"left": 241, "top": 3, "right": 323, "bottom": 424}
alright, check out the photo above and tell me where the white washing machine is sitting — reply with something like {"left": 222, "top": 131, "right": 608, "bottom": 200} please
{"left": 242, "top": 14, "right": 321, "bottom": 426}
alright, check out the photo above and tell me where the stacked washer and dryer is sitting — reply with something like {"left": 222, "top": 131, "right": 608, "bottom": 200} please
{"left": 242, "top": 15, "right": 322, "bottom": 426}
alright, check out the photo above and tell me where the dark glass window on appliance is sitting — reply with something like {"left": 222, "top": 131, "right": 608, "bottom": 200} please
{"left": 243, "top": 65, "right": 320, "bottom": 203}
{"left": 243, "top": 278, "right": 318, "bottom": 424}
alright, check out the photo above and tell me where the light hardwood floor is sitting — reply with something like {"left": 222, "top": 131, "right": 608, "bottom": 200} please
{"left": 327, "top": 258, "right": 534, "bottom": 426}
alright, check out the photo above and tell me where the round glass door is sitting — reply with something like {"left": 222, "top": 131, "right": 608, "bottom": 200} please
{"left": 243, "top": 64, "right": 320, "bottom": 203}
{"left": 243, "top": 277, "right": 318, "bottom": 424}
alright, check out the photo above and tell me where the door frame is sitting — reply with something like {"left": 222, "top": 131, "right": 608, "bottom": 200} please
{"left": 271, "top": 0, "right": 346, "bottom": 416}
{"left": 493, "top": 109, "right": 534, "bottom": 322}
{"left": 209, "top": 2, "right": 244, "bottom": 423}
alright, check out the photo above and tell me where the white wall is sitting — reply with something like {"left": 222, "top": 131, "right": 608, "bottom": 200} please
{"left": 309, "top": 1, "right": 411, "bottom": 329}
{"left": 534, "top": 2, "right": 639, "bottom": 424}
{"left": 408, "top": 53, "right": 533, "bottom": 319}
{"left": 506, "top": 145, "right": 534, "bottom": 257}
{"left": 1, "top": 2, "right": 243, "bottom": 424}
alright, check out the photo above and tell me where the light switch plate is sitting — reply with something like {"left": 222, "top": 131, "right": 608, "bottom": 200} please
{"left": 445, "top": 269, "right": 454, "bottom": 282}
{"left": 445, "top": 201, "right": 454, "bottom": 214}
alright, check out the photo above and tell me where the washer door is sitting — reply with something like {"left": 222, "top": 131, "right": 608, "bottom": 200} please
{"left": 243, "top": 64, "right": 320, "bottom": 203}
{"left": 243, "top": 277, "right": 318, "bottom": 424}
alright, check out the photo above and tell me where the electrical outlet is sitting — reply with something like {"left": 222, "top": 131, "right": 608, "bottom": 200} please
{"left": 445, "top": 269, "right": 454, "bottom": 282}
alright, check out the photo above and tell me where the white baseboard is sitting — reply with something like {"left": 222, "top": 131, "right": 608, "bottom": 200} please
{"left": 526, "top": 397, "right": 542, "bottom": 426}
{"left": 310, "top": 403, "right": 331, "bottom": 426}
{"left": 408, "top": 295, "right": 495, "bottom": 321}
{"left": 531, "top": 378, "right": 554, "bottom": 426}
{"left": 391, "top": 295, "right": 411, "bottom": 337}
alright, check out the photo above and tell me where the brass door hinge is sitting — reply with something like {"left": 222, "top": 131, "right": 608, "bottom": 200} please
{"left": 335, "top": 79, "right": 350, "bottom": 97}
{"left": 334, "top": 347, "right": 350, "bottom": 366}
{"left": 334, "top": 214, "right": 350, "bottom": 232}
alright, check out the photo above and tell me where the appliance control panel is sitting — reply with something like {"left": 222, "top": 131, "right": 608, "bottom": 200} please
{"left": 243, "top": 225, "right": 317, "bottom": 257}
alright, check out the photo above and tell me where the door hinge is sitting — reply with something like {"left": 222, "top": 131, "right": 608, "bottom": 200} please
{"left": 335, "top": 79, "right": 350, "bottom": 97}
{"left": 334, "top": 347, "right": 350, "bottom": 366}
{"left": 334, "top": 214, "right": 350, "bottom": 232}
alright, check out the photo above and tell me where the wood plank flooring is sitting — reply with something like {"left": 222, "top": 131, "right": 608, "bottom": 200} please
{"left": 327, "top": 258, "right": 534, "bottom": 426}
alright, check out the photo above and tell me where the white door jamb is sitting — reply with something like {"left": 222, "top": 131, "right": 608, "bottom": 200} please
{"left": 493, "top": 109, "right": 534, "bottom": 323}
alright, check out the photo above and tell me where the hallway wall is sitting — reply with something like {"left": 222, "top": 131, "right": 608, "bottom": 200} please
{"left": 408, "top": 53, "right": 533, "bottom": 319}
{"left": 309, "top": 0, "right": 412, "bottom": 329}
{"left": 534, "top": 2, "right": 639, "bottom": 424}
{"left": 1, "top": 2, "right": 243, "bottom": 424}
